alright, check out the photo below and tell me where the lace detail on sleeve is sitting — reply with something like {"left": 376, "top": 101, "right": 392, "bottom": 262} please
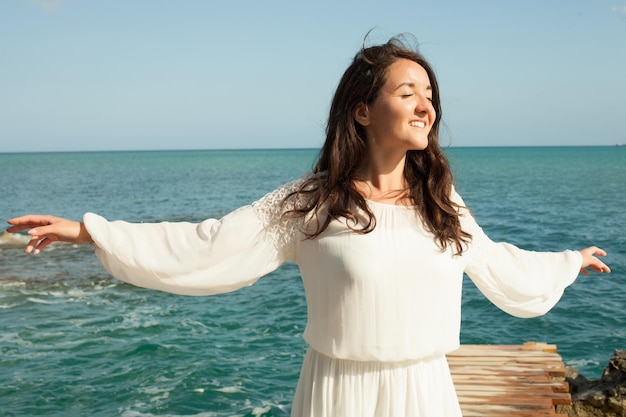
{"left": 251, "top": 178, "right": 307, "bottom": 257}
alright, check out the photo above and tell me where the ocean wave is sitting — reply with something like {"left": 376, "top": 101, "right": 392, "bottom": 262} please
{"left": 0, "top": 277, "right": 27, "bottom": 288}
{"left": 0, "top": 275, "right": 120, "bottom": 293}
{"left": 26, "top": 296, "right": 62, "bottom": 305}
{"left": 0, "top": 231, "right": 82, "bottom": 252}
{"left": 0, "top": 332, "right": 33, "bottom": 346}
{"left": 119, "top": 403, "right": 284, "bottom": 417}
{"left": 121, "top": 410, "right": 220, "bottom": 417}
{"left": 215, "top": 385, "right": 244, "bottom": 393}
{"left": 251, "top": 406, "right": 272, "bottom": 416}
{"left": 0, "top": 231, "right": 30, "bottom": 248}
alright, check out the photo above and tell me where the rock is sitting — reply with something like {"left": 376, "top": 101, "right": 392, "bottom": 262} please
{"left": 557, "top": 350, "right": 626, "bottom": 417}
{"left": 603, "top": 351, "right": 626, "bottom": 386}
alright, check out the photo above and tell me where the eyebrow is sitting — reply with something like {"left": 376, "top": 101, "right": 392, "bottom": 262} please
{"left": 394, "top": 82, "right": 432, "bottom": 92}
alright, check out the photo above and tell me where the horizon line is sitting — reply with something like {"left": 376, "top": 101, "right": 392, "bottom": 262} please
{"left": 1, "top": 144, "right": 623, "bottom": 155}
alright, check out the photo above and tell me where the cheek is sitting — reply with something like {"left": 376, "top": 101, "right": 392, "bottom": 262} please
{"left": 426, "top": 109, "right": 437, "bottom": 134}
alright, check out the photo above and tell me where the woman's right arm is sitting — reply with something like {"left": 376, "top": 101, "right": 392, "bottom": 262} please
{"left": 8, "top": 208, "right": 288, "bottom": 296}
{"left": 6, "top": 179, "right": 304, "bottom": 296}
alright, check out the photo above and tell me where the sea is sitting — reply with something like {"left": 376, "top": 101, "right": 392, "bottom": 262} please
{"left": 1, "top": 146, "right": 624, "bottom": 417}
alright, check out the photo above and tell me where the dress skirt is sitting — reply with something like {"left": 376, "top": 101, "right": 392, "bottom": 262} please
{"left": 290, "top": 348, "right": 462, "bottom": 417}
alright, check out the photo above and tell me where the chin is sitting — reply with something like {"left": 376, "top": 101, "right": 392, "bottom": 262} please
{"left": 409, "top": 139, "right": 429, "bottom": 151}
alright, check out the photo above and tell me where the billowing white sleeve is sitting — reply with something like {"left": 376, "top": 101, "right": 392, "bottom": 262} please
{"left": 458, "top": 191, "right": 583, "bottom": 318}
{"left": 83, "top": 180, "right": 302, "bottom": 296}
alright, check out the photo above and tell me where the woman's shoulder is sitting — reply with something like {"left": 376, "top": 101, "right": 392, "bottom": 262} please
{"left": 249, "top": 173, "right": 324, "bottom": 251}
{"left": 251, "top": 172, "right": 326, "bottom": 224}
{"left": 449, "top": 184, "right": 471, "bottom": 212}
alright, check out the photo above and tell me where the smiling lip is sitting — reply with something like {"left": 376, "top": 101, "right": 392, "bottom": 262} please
{"left": 409, "top": 121, "right": 426, "bottom": 128}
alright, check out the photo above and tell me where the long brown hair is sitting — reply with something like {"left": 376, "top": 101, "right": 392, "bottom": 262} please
{"left": 284, "top": 36, "right": 471, "bottom": 254}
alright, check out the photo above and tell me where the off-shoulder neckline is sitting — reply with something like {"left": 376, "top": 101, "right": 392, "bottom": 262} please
{"left": 365, "top": 199, "right": 417, "bottom": 209}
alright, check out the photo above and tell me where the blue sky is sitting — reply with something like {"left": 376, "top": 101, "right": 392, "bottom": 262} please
{"left": 1, "top": 0, "right": 625, "bottom": 152}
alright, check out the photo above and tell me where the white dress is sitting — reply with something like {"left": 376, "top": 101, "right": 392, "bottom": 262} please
{"left": 83, "top": 178, "right": 583, "bottom": 417}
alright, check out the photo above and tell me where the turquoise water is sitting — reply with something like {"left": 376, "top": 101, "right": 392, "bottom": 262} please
{"left": 1, "top": 147, "right": 624, "bottom": 417}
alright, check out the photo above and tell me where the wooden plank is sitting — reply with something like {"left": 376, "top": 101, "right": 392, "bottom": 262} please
{"left": 455, "top": 342, "right": 558, "bottom": 353}
{"left": 448, "top": 342, "right": 571, "bottom": 416}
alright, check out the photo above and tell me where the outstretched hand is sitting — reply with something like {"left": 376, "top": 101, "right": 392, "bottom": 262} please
{"left": 579, "top": 246, "right": 610, "bottom": 275}
{"left": 6, "top": 215, "right": 93, "bottom": 254}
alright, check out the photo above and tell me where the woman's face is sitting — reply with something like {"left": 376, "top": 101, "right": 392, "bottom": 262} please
{"left": 356, "top": 58, "right": 436, "bottom": 153}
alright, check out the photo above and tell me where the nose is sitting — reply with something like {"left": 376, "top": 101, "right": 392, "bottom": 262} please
{"left": 415, "top": 95, "right": 434, "bottom": 114}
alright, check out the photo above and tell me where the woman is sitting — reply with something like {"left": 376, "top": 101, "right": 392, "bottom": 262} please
{"left": 7, "top": 37, "right": 610, "bottom": 417}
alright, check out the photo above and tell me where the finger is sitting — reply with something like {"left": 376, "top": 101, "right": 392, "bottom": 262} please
{"left": 6, "top": 224, "right": 35, "bottom": 233}
{"left": 597, "top": 263, "right": 611, "bottom": 273}
{"left": 33, "top": 237, "right": 53, "bottom": 255}
{"left": 592, "top": 257, "right": 611, "bottom": 273}
{"left": 8, "top": 215, "right": 57, "bottom": 231}
{"left": 8, "top": 215, "right": 47, "bottom": 225}
{"left": 25, "top": 236, "right": 41, "bottom": 254}
{"left": 592, "top": 247, "right": 607, "bottom": 257}
{"left": 581, "top": 246, "right": 606, "bottom": 257}
{"left": 28, "top": 224, "right": 56, "bottom": 238}
{"left": 25, "top": 234, "right": 53, "bottom": 254}
{"left": 581, "top": 260, "right": 611, "bottom": 275}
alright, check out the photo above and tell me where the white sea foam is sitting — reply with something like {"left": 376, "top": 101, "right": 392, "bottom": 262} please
{"left": 568, "top": 358, "right": 601, "bottom": 370}
{"left": 215, "top": 385, "right": 243, "bottom": 393}
{"left": 0, "top": 332, "right": 33, "bottom": 346}
{"left": 0, "top": 231, "right": 30, "bottom": 248}
{"left": 0, "top": 278, "right": 26, "bottom": 288}
{"left": 121, "top": 409, "right": 219, "bottom": 417}
{"left": 27, "top": 297, "right": 60, "bottom": 305}
{"left": 0, "top": 231, "right": 69, "bottom": 252}
{"left": 139, "top": 386, "right": 171, "bottom": 396}
{"left": 118, "top": 308, "right": 162, "bottom": 330}
{"left": 251, "top": 406, "right": 271, "bottom": 416}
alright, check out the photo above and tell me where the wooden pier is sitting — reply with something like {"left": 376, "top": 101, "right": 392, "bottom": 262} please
{"left": 447, "top": 342, "right": 571, "bottom": 417}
